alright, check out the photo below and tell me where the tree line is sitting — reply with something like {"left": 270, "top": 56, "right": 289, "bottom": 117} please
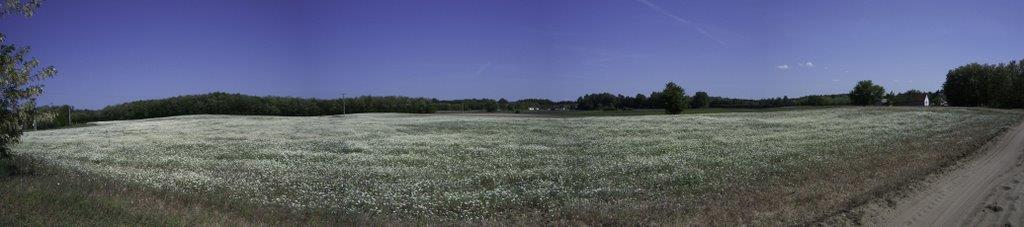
{"left": 577, "top": 89, "right": 854, "bottom": 110}
{"left": 51, "top": 82, "right": 699, "bottom": 127}
{"left": 943, "top": 59, "right": 1024, "bottom": 108}
{"left": 706, "top": 95, "right": 847, "bottom": 108}
{"left": 435, "top": 98, "right": 573, "bottom": 113}
{"left": 36, "top": 77, "right": 963, "bottom": 130}
{"left": 575, "top": 85, "right": 715, "bottom": 111}
{"left": 29, "top": 93, "right": 578, "bottom": 129}
{"left": 37, "top": 60, "right": 1022, "bottom": 130}
{"left": 575, "top": 79, "right": 950, "bottom": 110}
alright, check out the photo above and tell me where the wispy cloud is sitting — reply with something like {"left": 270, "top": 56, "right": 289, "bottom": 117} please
{"left": 475, "top": 62, "right": 492, "bottom": 76}
{"left": 634, "top": 0, "right": 726, "bottom": 46}
{"left": 776, "top": 65, "right": 790, "bottom": 70}
{"left": 800, "top": 62, "right": 814, "bottom": 67}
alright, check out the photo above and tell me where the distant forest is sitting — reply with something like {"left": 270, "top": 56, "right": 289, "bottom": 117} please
{"left": 29, "top": 58, "right": 1023, "bottom": 129}
{"left": 943, "top": 59, "right": 1024, "bottom": 108}
{"left": 38, "top": 93, "right": 577, "bottom": 128}
{"left": 573, "top": 91, "right": 852, "bottom": 110}
{"left": 29, "top": 90, "right": 915, "bottom": 129}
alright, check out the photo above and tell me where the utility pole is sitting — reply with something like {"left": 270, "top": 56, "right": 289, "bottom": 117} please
{"left": 67, "top": 105, "right": 72, "bottom": 127}
{"left": 342, "top": 93, "right": 346, "bottom": 115}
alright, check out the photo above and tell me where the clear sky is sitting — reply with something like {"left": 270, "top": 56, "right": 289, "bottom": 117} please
{"left": 2, "top": 0, "right": 1022, "bottom": 109}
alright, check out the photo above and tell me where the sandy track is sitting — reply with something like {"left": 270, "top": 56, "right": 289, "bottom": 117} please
{"left": 853, "top": 121, "right": 1024, "bottom": 226}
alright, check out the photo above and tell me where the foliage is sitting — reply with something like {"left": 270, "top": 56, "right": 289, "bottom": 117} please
{"left": 0, "top": 2, "right": 55, "bottom": 158}
{"left": 57, "top": 79, "right": 869, "bottom": 125}
{"left": 575, "top": 89, "right": 678, "bottom": 111}
{"left": 576, "top": 93, "right": 624, "bottom": 110}
{"left": 562, "top": 85, "right": 852, "bottom": 110}
{"left": 29, "top": 105, "right": 68, "bottom": 129}
{"left": 648, "top": 91, "right": 665, "bottom": 109}
{"left": 483, "top": 99, "right": 498, "bottom": 112}
{"left": 888, "top": 90, "right": 930, "bottom": 106}
{"left": 433, "top": 99, "right": 498, "bottom": 111}
{"left": 45, "top": 94, "right": 586, "bottom": 126}
{"left": 89, "top": 92, "right": 443, "bottom": 121}
{"left": 662, "top": 82, "right": 687, "bottom": 114}
{"left": 849, "top": 80, "right": 886, "bottom": 106}
{"left": 707, "top": 94, "right": 851, "bottom": 108}
{"left": 691, "top": 91, "right": 710, "bottom": 109}
{"left": 943, "top": 60, "right": 1024, "bottom": 108}
{"left": 796, "top": 94, "right": 851, "bottom": 106}
{"left": 496, "top": 98, "right": 509, "bottom": 111}
{"left": 510, "top": 98, "right": 570, "bottom": 111}
{"left": 0, "top": 0, "right": 43, "bottom": 18}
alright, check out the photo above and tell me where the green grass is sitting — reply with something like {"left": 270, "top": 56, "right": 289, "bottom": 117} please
{"left": 6, "top": 107, "right": 1022, "bottom": 225}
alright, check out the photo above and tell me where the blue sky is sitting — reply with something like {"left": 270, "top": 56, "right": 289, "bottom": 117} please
{"left": 2, "top": 0, "right": 1022, "bottom": 109}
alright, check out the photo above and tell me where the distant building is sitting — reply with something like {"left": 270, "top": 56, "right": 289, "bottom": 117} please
{"left": 924, "top": 96, "right": 930, "bottom": 107}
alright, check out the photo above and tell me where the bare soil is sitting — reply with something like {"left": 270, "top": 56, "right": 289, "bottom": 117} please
{"left": 826, "top": 121, "right": 1024, "bottom": 226}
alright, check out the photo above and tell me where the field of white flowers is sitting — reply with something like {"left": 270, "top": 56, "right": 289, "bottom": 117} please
{"left": 12, "top": 107, "right": 1022, "bottom": 224}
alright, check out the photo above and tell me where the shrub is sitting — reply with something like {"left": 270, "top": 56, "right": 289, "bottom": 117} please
{"left": 663, "top": 82, "right": 687, "bottom": 114}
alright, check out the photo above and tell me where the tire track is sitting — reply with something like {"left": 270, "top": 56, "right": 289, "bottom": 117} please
{"left": 872, "top": 122, "right": 1024, "bottom": 226}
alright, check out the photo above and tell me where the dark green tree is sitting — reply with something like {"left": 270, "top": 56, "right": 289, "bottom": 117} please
{"left": 634, "top": 94, "right": 647, "bottom": 109}
{"left": 497, "top": 98, "right": 508, "bottom": 112}
{"left": 647, "top": 91, "right": 664, "bottom": 108}
{"left": 942, "top": 60, "right": 1024, "bottom": 108}
{"left": 1, "top": 0, "right": 55, "bottom": 158}
{"left": 484, "top": 99, "right": 498, "bottom": 112}
{"left": 943, "top": 63, "right": 980, "bottom": 106}
{"left": 691, "top": 91, "right": 710, "bottom": 109}
{"left": 804, "top": 95, "right": 830, "bottom": 106}
{"left": 1014, "top": 60, "right": 1024, "bottom": 108}
{"left": 849, "top": 80, "right": 885, "bottom": 106}
{"left": 662, "top": 82, "right": 686, "bottom": 114}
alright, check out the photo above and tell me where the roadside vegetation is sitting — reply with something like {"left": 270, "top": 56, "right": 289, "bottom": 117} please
{"left": 8, "top": 108, "right": 1020, "bottom": 225}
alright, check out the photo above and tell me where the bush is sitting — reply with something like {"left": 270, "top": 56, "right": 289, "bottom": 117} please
{"left": 663, "top": 82, "right": 687, "bottom": 114}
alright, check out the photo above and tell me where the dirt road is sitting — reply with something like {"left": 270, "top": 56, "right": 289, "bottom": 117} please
{"left": 851, "top": 122, "right": 1024, "bottom": 226}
